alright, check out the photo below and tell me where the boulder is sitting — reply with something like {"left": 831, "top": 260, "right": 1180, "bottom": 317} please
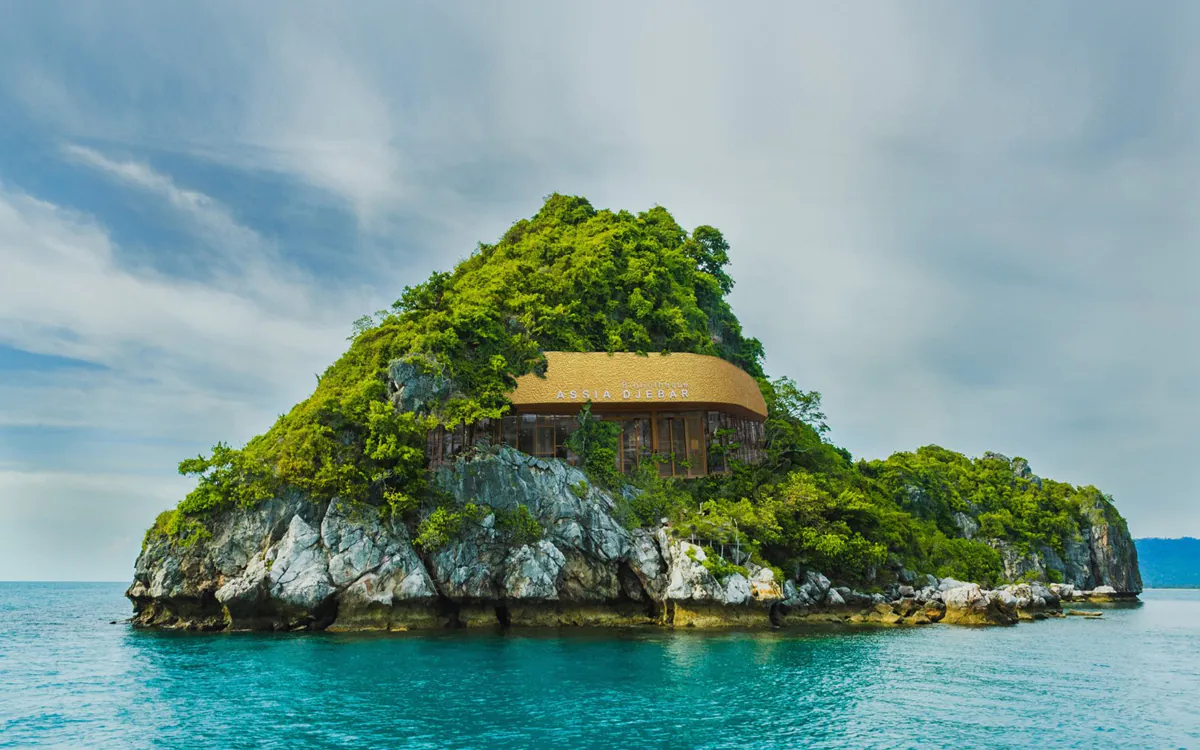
{"left": 937, "top": 577, "right": 970, "bottom": 593}
{"left": 941, "top": 583, "right": 1018, "bottom": 626}
{"left": 268, "top": 515, "right": 334, "bottom": 611}
{"left": 801, "top": 570, "right": 832, "bottom": 602}
{"left": 503, "top": 541, "right": 566, "bottom": 599}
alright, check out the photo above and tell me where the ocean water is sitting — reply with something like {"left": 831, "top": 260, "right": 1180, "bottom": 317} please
{"left": 1, "top": 585, "right": 1198, "bottom": 749}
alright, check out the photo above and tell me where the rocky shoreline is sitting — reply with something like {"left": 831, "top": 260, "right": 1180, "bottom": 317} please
{"left": 129, "top": 447, "right": 1141, "bottom": 632}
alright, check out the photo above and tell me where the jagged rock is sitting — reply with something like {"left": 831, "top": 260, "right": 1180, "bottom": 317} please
{"left": 801, "top": 571, "right": 831, "bottom": 602}
{"left": 1049, "top": 583, "right": 1078, "bottom": 601}
{"left": 127, "top": 445, "right": 1135, "bottom": 632}
{"left": 1083, "top": 585, "right": 1125, "bottom": 603}
{"left": 997, "top": 582, "right": 1062, "bottom": 619}
{"left": 941, "top": 583, "right": 1018, "bottom": 626}
{"left": 1081, "top": 499, "right": 1143, "bottom": 594}
{"left": 627, "top": 529, "right": 667, "bottom": 600}
{"left": 503, "top": 541, "right": 566, "bottom": 599}
{"left": 915, "top": 585, "right": 938, "bottom": 603}
{"left": 782, "top": 579, "right": 811, "bottom": 607}
{"left": 951, "top": 512, "right": 979, "bottom": 539}
{"left": 937, "top": 577, "right": 970, "bottom": 592}
{"left": 387, "top": 358, "right": 452, "bottom": 415}
{"left": 722, "top": 574, "right": 752, "bottom": 605}
{"left": 214, "top": 553, "right": 270, "bottom": 615}
{"left": 268, "top": 516, "right": 334, "bottom": 610}
{"left": 993, "top": 541, "right": 1049, "bottom": 583}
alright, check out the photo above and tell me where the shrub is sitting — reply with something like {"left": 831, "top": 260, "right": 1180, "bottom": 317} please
{"left": 928, "top": 536, "right": 1004, "bottom": 587}
{"left": 414, "top": 503, "right": 487, "bottom": 552}
{"left": 565, "top": 402, "right": 622, "bottom": 489}
{"left": 700, "top": 548, "right": 749, "bottom": 582}
{"left": 142, "top": 509, "right": 210, "bottom": 550}
{"left": 495, "top": 504, "right": 543, "bottom": 546}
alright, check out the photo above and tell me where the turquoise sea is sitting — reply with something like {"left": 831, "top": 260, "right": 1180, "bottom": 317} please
{"left": 1, "top": 584, "right": 1198, "bottom": 749}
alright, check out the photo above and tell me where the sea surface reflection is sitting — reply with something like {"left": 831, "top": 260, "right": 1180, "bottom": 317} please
{"left": 1, "top": 584, "right": 1197, "bottom": 748}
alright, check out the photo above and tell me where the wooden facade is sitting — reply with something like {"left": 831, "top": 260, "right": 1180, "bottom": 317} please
{"left": 426, "top": 352, "right": 768, "bottom": 477}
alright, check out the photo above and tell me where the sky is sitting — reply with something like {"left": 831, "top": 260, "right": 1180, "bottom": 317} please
{"left": 1, "top": 2, "right": 1197, "bottom": 580}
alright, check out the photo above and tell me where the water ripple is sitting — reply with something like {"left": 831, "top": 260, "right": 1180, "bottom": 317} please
{"left": 1, "top": 584, "right": 1198, "bottom": 748}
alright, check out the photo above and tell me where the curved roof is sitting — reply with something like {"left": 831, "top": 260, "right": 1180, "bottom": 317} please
{"left": 510, "top": 352, "right": 767, "bottom": 421}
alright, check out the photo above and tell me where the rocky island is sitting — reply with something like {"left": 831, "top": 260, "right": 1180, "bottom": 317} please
{"left": 129, "top": 195, "right": 1141, "bottom": 632}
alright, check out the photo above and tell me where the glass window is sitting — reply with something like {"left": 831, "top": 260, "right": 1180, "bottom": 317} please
{"left": 501, "top": 416, "right": 518, "bottom": 447}
{"left": 536, "top": 416, "right": 556, "bottom": 457}
{"left": 654, "top": 417, "right": 671, "bottom": 477}
{"left": 685, "top": 413, "right": 706, "bottom": 477}
{"left": 518, "top": 415, "right": 536, "bottom": 453}
{"left": 671, "top": 416, "right": 687, "bottom": 476}
{"left": 555, "top": 416, "right": 575, "bottom": 460}
{"left": 706, "top": 411, "right": 727, "bottom": 474}
{"left": 621, "top": 419, "right": 642, "bottom": 474}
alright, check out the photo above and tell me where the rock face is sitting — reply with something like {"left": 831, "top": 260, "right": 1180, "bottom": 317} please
{"left": 129, "top": 447, "right": 784, "bottom": 631}
{"left": 128, "top": 446, "right": 1133, "bottom": 632}
{"left": 980, "top": 456, "right": 1143, "bottom": 595}
{"left": 939, "top": 582, "right": 1019, "bottom": 626}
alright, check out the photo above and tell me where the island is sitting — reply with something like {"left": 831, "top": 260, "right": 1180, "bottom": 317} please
{"left": 128, "top": 195, "right": 1141, "bottom": 631}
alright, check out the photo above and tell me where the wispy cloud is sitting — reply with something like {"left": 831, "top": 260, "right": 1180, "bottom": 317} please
{"left": 0, "top": 1, "right": 1198, "bottom": 581}
{"left": 62, "top": 144, "right": 273, "bottom": 267}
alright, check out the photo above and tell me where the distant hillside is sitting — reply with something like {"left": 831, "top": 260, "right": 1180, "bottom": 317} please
{"left": 1135, "top": 538, "right": 1200, "bottom": 588}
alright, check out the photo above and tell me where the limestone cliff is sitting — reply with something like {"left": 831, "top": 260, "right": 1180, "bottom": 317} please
{"left": 129, "top": 447, "right": 787, "bottom": 631}
{"left": 976, "top": 454, "right": 1143, "bottom": 595}
{"left": 129, "top": 446, "right": 1131, "bottom": 632}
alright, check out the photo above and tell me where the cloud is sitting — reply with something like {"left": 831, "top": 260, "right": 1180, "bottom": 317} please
{"left": 0, "top": 470, "right": 189, "bottom": 581}
{"left": 0, "top": 1, "right": 1198, "bottom": 581}
{"left": 61, "top": 144, "right": 273, "bottom": 268}
{"left": 238, "top": 31, "right": 403, "bottom": 225}
{"left": 0, "top": 153, "right": 399, "bottom": 494}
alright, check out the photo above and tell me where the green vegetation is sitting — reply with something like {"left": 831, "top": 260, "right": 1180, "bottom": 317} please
{"left": 698, "top": 548, "right": 749, "bottom": 583}
{"left": 564, "top": 402, "right": 622, "bottom": 490}
{"left": 149, "top": 194, "right": 760, "bottom": 547}
{"left": 143, "top": 194, "right": 1130, "bottom": 591}
{"left": 414, "top": 503, "right": 488, "bottom": 552}
{"left": 495, "top": 504, "right": 543, "bottom": 546}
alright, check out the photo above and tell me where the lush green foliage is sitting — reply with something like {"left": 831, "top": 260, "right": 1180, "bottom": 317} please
{"left": 414, "top": 503, "right": 488, "bottom": 552}
{"left": 142, "top": 509, "right": 209, "bottom": 551}
{"left": 926, "top": 536, "right": 1004, "bottom": 587}
{"left": 144, "top": 193, "right": 1133, "bottom": 593}
{"left": 864, "top": 446, "right": 1106, "bottom": 557}
{"left": 495, "top": 504, "right": 543, "bottom": 546}
{"left": 156, "top": 194, "right": 761, "bottom": 537}
{"left": 697, "top": 548, "right": 749, "bottom": 582}
{"left": 564, "top": 403, "right": 623, "bottom": 489}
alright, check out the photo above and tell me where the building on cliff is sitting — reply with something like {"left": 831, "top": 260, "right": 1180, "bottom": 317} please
{"left": 427, "top": 352, "right": 767, "bottom": 477}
